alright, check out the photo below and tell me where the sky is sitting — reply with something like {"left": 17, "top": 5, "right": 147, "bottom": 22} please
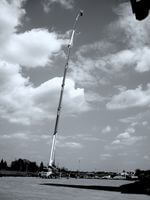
{"left": 0, "top": 0, "right": 150, "bottom": 172}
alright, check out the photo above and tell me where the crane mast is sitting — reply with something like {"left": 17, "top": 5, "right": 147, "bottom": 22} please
{"left": 48, "top": 10, "right": 83, "bottom": 170}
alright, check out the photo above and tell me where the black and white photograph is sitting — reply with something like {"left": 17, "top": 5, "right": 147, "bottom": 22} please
{"left": 0, "top": 0, "right": 150, "bottom": 199}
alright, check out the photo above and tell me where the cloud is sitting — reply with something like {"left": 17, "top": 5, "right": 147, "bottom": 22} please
{"left": 57, "top": 141, "right": 83, "bottom": 149}
{"left": 99, "top": 47, "right": 150, "bottom": 73}
{"left": 102, "top": 126, "right": 112, "bottom": 134}
{"left": 112, "top": 127, "right": 144, "bottom": 146}
{"left": 100, "top": 153, "right": 112, "bottom": 160}
{"left": 134, "top": 47, "right": 150, "bottom": 72}
{"left": 0, "top": 133, "right": 28, "bottom": 140}
{"left": 117, "top": 132, "right": 130, "bottom": 139}
{"left": 69, "top": 46, "right": 113, "bottom": 90}
{"left": 0, "top": 60, "right": 90, "bottom": 125}
{"left": 68, "top": 2, "right": 150, "bottom": 94}
{"left": 126, "top": 127, "right": 135, "bottom": 133}
{"left": 105, "top": 47, "right": 150, "bottom": 73}
{"left": 0, "top": 0, "right": 68, "bottom": 69}
{"left": 42, "top": 0, "right": 74, "bottom": 13}
{"left": 107, "top": 85, "right": 150, "bottom": 110}
{"left": 144, "top": 155, "right": 150, "bottom": 161}
{"left": 115, "top": 3, "right": 150, "bottom": 49}
{"left": 119, "top": 112, "right": 150, "bottom": 129}
{"left": 99, "top": 3, "right": 150, "bottom": 74}
{"left": 110, "top": 3, "right": 150, "bottom": 73}
{"left": 70, "top": 58, "right": 98, "bottom": 87}
{"left": 68, "top": 3, "right": 150, "bottom": 91}
{"left": 142, "top": 121, "right": 148, "bottom": 126}
{"left": 112, "top": 140, "right": 120, "bottom": 145}
{"left": 0, "top": 0, "right": 90, "bottom": 125}
{"left": 112, "top": 136, "right": 143, "bottom": 146}
{"left": 73, "top": 3, "right": 150, "bottom": 78}
{"left": 33, "top": 77, "right": 90, "bottom": 115}
{"left": 0, "top": 0, "right": 25, "bottom": 44}
{"left": 69, "top": 2, "right": 150, "bottom": 89}
{"left": 1, "top": 29, "right": 67, "bottom": 68}
{"left": 40, "top": 134, "right": 50, "bottom": 139}
{"left": 57, "top": 134, "right": 100, "bottom": 143}
{"left": 69, "top": 43, "right": 110, "bottom": 89}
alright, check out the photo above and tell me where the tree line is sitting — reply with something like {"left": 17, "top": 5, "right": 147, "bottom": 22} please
{"left": 0, "top": 158, "right": 45, "bottom": 173}
{"left": 1, "top": 158, "right": 150, "bottom": 180}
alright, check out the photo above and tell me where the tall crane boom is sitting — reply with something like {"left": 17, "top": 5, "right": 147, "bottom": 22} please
{"left": 48, "top": 10, "right": 83, "bottom": 170}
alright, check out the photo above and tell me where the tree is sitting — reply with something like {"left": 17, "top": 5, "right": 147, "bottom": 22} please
{"left": 3, "top": 161, "right": 7, "bottom": 169}
{"left": 135, "top": 169, "right": 141, "bottom": 177}
{"left": 0, "top": 159, "right": 7, "bottom": 170}
{"left": 39, "top": 162, "right": 44, "bottom": 171}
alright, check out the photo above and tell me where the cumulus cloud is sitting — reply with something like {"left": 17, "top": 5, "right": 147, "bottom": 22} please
{"left": 103, "top": 47, "right": 150, "bottom": 73}
{"left": 119, "top": 112, "right": 150, "bottom": 129}
{"left": 113, "top": 135, "right": 144, "bottom": 146}
{"left": 72, "top": 2, "right": 150, "bottom": 85}
{"left": 0, "top": 0, "right": 68, "bottom": 69}
{"left": 97, "top": 47, "right": 150, "bottom": 73}
{"left": 1, "top": 29, "right": 67, "bottom": 68}
{"left": 0, "top": 61, "right": 43, "bottom": 124}
{"left": 42, "top": 0, "right": 74, "bottom": 13}
{"left": 107, "top": 85, "right": 150, "bottom": 110}
{"left": 69, "top": 3, "right": 150, "bottom": 91}
{"left": 110, "top": 3, "right": 150, "bottom": 73}
{"left": 126, "top": 127, "right": 135, "bottom": 133}
{"left": 70, "top": 58, "right": 98, "bottom": 87}
{"left": 112, "top": 139, "right": 120, "bottom": 145}
{"left": 115, "top": 3, "right": 150, "bottom": 49}
{"left": 65, "top": 2, "right": 150, "bottom": 101}
{"left": 33, "top": 77, "right": 90, "bottom": 115}
{"left": 142, "top": 121, "right": 148, "bottom": 126}
{"left": 95, "top": 3, "right": 150, "bottom": 74}
{"left": 112, "top": 127, "right": 144, "bottom": 146}
{"left": 102, "top": 126, "right": 112, "bottom": 134}
{"left": 0, "top": 0, "right": 25, "bottom": 44}
{"left": 117, "top": 132, "right": 130, "bottom": 139}
{"left": 69, "top": 40, "right": 118, "bottom": 88}
{"left": 0, "top": 60, "right": 90, "bottom": 125}
{"left": 0, "top": 0, "right": 89, "bottom": 125}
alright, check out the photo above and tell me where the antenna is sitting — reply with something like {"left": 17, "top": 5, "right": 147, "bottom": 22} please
{"left": 48, "top": 10, "right": 83, "bottom": 169}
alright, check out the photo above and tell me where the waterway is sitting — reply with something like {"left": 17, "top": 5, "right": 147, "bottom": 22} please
{"left": 0, "top": 177, "right": 149, "bottom": 200}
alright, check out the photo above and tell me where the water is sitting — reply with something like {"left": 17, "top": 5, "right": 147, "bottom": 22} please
{"left": 0, "top": 177, "right": 149, "bottom": 200}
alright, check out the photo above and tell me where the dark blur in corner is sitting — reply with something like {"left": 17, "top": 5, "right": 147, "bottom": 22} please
{"left": 130, "top": 0, "right": 150, "bottom": 20}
